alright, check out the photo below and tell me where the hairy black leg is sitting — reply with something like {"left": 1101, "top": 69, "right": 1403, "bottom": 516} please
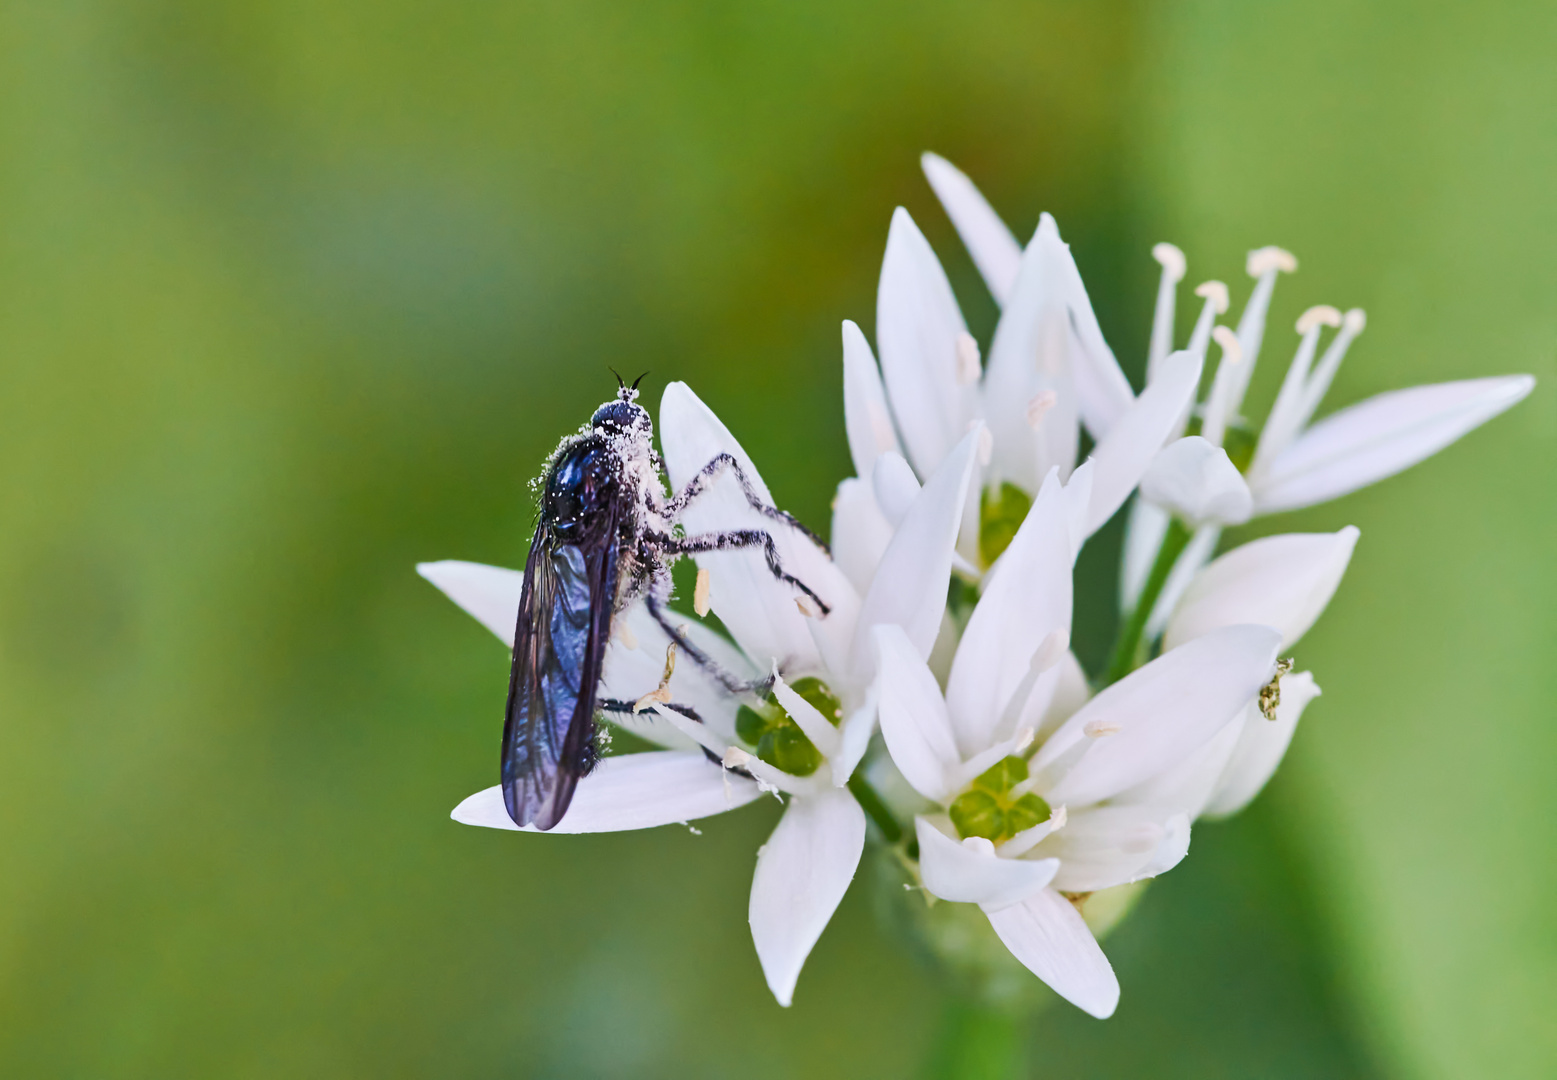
{"left": 596, "top": 697, "right": 755, "bottom": 779}
{"left": 652, "top": 528, "right": 832, "bottom": 617}
{"left": 659, "top": 453, "right": 831, "bottom": 555}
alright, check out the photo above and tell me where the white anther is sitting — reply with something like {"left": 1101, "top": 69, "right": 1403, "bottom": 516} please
{"left": 1048, "top": 804, "right": 1067, "bottom": 831}
{"left": 1194, "top": 280, "right": 1229, "bottom": 315}
{"left": 1212, "top": 325, "right": 1243, "bottom": 364}
{"left": 1296, "top": 305, "right": 1343, "bottom": 334}
{"left": 955, "top": 332, "right": 982, "bottom": 386}
{"left": 633, "top": 685, "right": 672, "bottom": 714}
{"left": 961, "top": 835, "right": 998, "bottom": 856}
{"left": 1152, "top": 242, "right": 1187, "bottom": 282}
{"left": 795, "top": 596, "right": 819, "bottom": 618}
{"left": 1083, "top": 719, "right": 1122, "bottom": 738}
{"left": 1246, "top": 246, "right": 1298, "bottom": 276}
{"left": 693, "top": 567, "right": 711, "bottom": 617}
{"left": 1012, "top": 726, "right": 1036, "bottom": 755}
{"left": 1029, "top": 629, "right": 1068, "bottom": 674}
{"left": 1344, "top": 308, "right": 1367, "bottom": 333}
{"left": 723, "top": 746, "right": 752, "bottom": 768}
{"left": 1025, "top": 390, "right": 1058, "bottom": 430}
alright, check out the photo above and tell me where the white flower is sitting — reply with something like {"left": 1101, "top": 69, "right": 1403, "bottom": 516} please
{"left": 424, "top": 381, "right": 978, "bottom": 1008}
{"left": 872, "top": 468, "right": 1282, "bottom": 1016}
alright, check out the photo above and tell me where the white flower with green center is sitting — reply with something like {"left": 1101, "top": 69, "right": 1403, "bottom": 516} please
{"left": 872, "top": 468, "right": 1282, "bottom": 1017}
{"left": 423, "top": 381, "right": 979, "bottom": 1007}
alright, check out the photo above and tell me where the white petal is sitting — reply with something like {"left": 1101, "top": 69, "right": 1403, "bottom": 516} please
{"left": 876, "top": 207, "right": 974, "bottom": 479}
{"left": 945, "top": 469, "right": 1072, "bottom": 757}
{"left": 871, "top": 451, "right": 921, "bottom": 526}
{"left": 1254, "top": 375, "right": 1534, "bottom": 514}
{"left": 872, "top": 624, "right": 962, "bottom": 802}
{"left": 1112, "top": 709, "right": 1246, "bottom": 819}
{"left": 1055, "top": 234, "right": 1136, "bottom": 440}
{"left": 417, "top": 560, "right": 523, "bottom": 645}
{"left": 1036, "top": 625, "right": 1281, "bottom": 807}
{"left": 1134, "top": 812, "right": 1192, "bottom": 880}
{"left": 982, "top": 218, "right": 1080, "bottom": 491}
{"left": 1082, "top": 350, "right": 1204, "bottom": 538}
{"left": 1164, "top": 528, "right": 1359, "bottom": 651}
{"left": 921, "top": 152, "right": 1022, "bottom": 305}
{"left": 1062, "top": 459, "right": 1094, "bottom": 560}
{"left": 603, "top": 602, "right": 756, "bottom": 740}
{"left": 916, "top": 817, "right": 1058, "bottom": 909}
{"left": 1203, "top": 671, "right": 1321, "bottom": 818}
{"left": 851, "top": 428, "right": 980, "bottom": 677}
{"left": 842, "top": 319, "right": 903, "bottom": 478}
{"left": 450, "top": 751, "right": 759, "bottom": 834}
{"left": 1140, "top": 436, "right": 1253, "bottom": 527}
{"left": 830, "top": 478, "right": 894, "bottom": 595}
{"left": 983, "top": 889, "right": 1120, "bottom": 1018}
{"left": 831, "top": 690, "right": 879, "bottom": 785}
{"left": 659, "top": 382, "right": 856, "bottom": 671}
{"left": 750, "top": 788, "right": 866, "bottom": 1007}
{"left": 1042, "top": 804, "right": 1171, "bottom": 892}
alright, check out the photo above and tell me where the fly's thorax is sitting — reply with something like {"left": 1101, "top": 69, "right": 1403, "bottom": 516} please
{"left": 541, "top": 434, "right": 621, "bottom": 543}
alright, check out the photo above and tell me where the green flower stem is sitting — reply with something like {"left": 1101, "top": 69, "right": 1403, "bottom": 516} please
{"left": 925, "top": 999, "right": 1026, "bottom": 1080}
{"left": 1103, "top": 517, "right": 1193, "bottom": 686}
{"left": 847, "top": 774, "right": 903, "bottom": 844}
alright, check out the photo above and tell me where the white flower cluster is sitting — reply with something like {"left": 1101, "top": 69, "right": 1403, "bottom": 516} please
{"left": 421, "top": 154, "right": 1532, "bottom": 1018}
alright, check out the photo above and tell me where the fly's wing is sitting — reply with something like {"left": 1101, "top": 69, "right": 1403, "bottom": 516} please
{"left": 501, "top": 518, "right": 620, "bottom": 830}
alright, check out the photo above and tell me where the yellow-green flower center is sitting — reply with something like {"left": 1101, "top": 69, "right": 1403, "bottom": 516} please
{"left": 734, "top": 677, "right": 842, "bottom": 777}
{"left": 979, "top": 482, "right": 1033, "bottom": 566}
{"left": 949, "top": 755, "right": 1051, "bottom": 844}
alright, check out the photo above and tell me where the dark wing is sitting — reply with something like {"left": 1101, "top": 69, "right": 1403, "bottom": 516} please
{"left": 500, "top": 517, "right": 620, "bottom": 830}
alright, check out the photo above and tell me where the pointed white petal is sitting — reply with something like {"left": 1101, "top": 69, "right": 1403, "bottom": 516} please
{"left": 842, "top": 319, "right": 904, "bottom": 478}
{"left": 1203, "top": 671, "right": 1321, "bottom": 818}
{"left": 871, "top": 451, "right": 921, "bottom": 526}
{"left": 876, "top": 207, "right": 974, "bottom": 478}
{"left": 1056, "top": 234, "right": 1136, "bottom": 440}
{"left": 873, "top": 624, "right": 962, "bottom": 802}
{"left": 921, "top": 152, "right": 1023, "bottom": 305}
{"left": 1254, "top": 375, "right": 1535, "bottom": 513}
{"left": 660, "top": 382, "right": 856, "bottom": 671}
{"left": 1082, "top": 350, "right": 1204, "bottom": 537}
{"left": 830, "top": 478, "right": 894, "bottom": 595}
{"left": 851, "top": 428, "right": 980, "bottom": 676}
{"left": 1036, "top": 625, "right": 1281, "bottom": 807}
{"left": 1062, "top": 460, "right": 1094, "bottom": 559}
{"left": 1140, "top": 436, "right": 1253, "bottom": 526}
{"left": 1134, "top": 812, "right": 1192, "bottom": 880}
{"left": 983, "top": 219, "right": 1080, "bottom": 491}
{"left": 983, "top": 889, "right": 1120, "bottom": 1018}
{"left": 1112, "top": 710, "right": 1246, "bottom": 818}
{"left": 1164, "top": 528, "right": 1359, "bottom": 651}
{"left": 451, "top": 752, "right": 760, "bottom": 834}
{"left": 916, "top": 817, "right": 1058, "bottom": 909}
{"left": 417, "top": 560, "right": 523, "bottom": 645}
{"left": 1042, "top": 804, "right": 1172, "bottom": 892}
{"left": 945, "top": 469, "right": 1072, "bottom": 757}
{"left": 750, "top": 788, "right": 867, "bottom": 1006}
{"left": 771, "top": 670, "right": 842, "bottom": 760}
{"left": 831, "top": 690, "right": 879, "bottom": 785}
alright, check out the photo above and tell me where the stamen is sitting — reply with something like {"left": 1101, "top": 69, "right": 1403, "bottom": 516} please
{"left": 973, "top": 422, "right": 993, "bottom": 466}
{"left": 1030, "top": 628, "right": 1068, "bottom": 674}
{"left": 1199, "top": 327, "right": 1245, "bottom": 447}
{"left": 1148, "top": 244, "right": 1187, "bottom": 382}
{"left": 693, "top": 567, "right": 711, "bottom": 617}
{"left": 1194, "top": 280, "right": 1230, "bottom": 315}
{"left": 795, "top": 596, "right": 820, "bottom": 618}
{"left": 1291, "top": 306, "right": 1368, "bottom": 438}
{"left": 632, "top": 641, "right": 678, "bottom": 713}
{"left": 1083, "top": 719, "right": 1121, "bottom": 738}
{"left": 960, "top": 835, "right": 997, "bottom": 857}
{"left": 955, "top": 332, "right": 982, "bottom": 386}
{"left": 1295, "top": 305, "right": 1343, "bottom": 334}
{"left": 1025, "top": 390, "right": 1057, "bottom": 430}
{"left": 1246, "top": 246, "right": 1298, "bottom": 276}
{"left": 997, "top": 804, "right": 1066, "bottom": 858}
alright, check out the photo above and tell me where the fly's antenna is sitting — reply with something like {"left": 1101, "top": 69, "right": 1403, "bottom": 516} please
{"left": 609, "top": 367, "right": 627, "bottom": 392}
{"left": 631, "top": 371, "right": 648, "bottom": 391}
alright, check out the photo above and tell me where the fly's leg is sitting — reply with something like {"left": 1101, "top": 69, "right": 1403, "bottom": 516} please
{"left": 596, "top": 697, "right": 755, "bottom": 779}
{"left": 642, "top": 592, "right": 774, "bottom": 696}
{"left": 659, "top": 453, "right": 830, "bottom": 555}
{"left": 653, "top": 528, "right": 831, "bottom": 617}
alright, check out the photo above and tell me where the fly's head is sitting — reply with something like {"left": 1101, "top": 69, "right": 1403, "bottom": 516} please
{"left": 592, "top": 390, "right": 655, "bottom": 476}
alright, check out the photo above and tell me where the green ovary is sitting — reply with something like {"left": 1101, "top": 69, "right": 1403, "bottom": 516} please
{"left": 736, "top": 676, "right": 842, "bottom": 778}
{"left": 948, "top": 755, "right": 1052, "bottom": 844}
{"left": 979, "top": 483, "right": 1033, "bottom": 567}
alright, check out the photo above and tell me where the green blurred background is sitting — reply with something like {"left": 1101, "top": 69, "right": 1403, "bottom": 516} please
{"left": 2, "top": 1, "right": 1552, "bottom": 1076}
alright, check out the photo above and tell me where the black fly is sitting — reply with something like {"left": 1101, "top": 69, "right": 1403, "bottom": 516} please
{"left": 503, "top": 376, "right": 829, "bottom": 830}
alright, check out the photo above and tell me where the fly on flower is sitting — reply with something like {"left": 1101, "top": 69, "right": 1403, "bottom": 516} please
{"left": 502, "top": 374, "right": 830, "bottom": 830}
